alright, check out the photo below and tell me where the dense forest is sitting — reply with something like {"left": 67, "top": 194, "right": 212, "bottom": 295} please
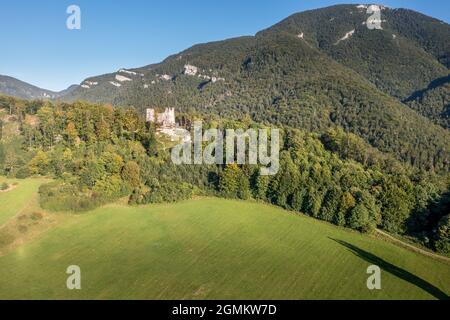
{"left": 404, "top": 75, "right": 450, "bottom": 129}
{"left": 0, "top": 95, "right": 449, "bottom": 254}
{"left": 62, "top": 30, "right": 450, "bottom": 172}
{"left": 258, "top": 5, "right": 450, "bottom": 100}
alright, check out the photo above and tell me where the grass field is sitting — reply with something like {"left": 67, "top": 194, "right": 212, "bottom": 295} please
{"left": 0, "top": 179, "right": 448, "bottom": 300}
{"left": 0, "top": 178, "right": 47, "bottom": 226}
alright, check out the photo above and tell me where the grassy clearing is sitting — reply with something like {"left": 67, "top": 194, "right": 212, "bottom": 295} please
{"left": 0, "top": 178, "right": 47, "bottom": 226}
{"left": 0, "top": 178, "right": 59, "bottom": 255}
{"left": 0, "top": 191, "right": 448, "bottom": 300}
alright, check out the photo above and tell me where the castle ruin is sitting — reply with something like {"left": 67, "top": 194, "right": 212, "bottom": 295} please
{"left": 146, "top": 107, "right": 175, "bottom": 127}
{"left": 145, "top": 107, "right": 190, "bottom": 142}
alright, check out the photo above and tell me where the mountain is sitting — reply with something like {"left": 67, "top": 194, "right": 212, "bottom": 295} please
{"left": 59, "top": 5, "right": 450, "bottom": 171}
{"left": 258, "top": 4, "right": 450, "bottom": 100}
{"left": 0, "top": 75, "right": 77, "bottom": 100}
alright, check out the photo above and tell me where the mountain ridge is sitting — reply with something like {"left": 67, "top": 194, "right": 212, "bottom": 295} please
{"left": 0, "top": 75, "right": 77, "bottom": 100}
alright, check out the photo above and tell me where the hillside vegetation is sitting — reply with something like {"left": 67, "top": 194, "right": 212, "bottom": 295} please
{"left": 259, "top": 5, "right": 450, "bottom": 99}
{"left": 60, "top": 6, "right": 450, "bottom": 171}
{"left": 0, "top": 96, "right": 449, "bottom": 254}
{"left": 404, "top": 75, "right": 450, "bottom": 129}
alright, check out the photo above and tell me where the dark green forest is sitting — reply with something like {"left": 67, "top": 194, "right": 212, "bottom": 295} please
{"left": 62, "top": 11, "right": 450, "bottom": 172}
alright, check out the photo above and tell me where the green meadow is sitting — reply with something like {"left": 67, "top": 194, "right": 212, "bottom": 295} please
{"left": 0, "top": 179, "right": 448, "bottom": 300}
{"left": 0, "top": 178, "right": 47, "bottom": 226}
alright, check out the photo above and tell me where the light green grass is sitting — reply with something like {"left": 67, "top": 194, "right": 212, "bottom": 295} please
{"left": 0, "top": 193, "right": 448, "bottom": 300}
{"left": 0, "top": 178, "right": 46, "bottom": 226}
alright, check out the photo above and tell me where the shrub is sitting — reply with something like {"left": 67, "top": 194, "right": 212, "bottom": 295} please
{"left": 18, "top": 225, "right": 28, "bottom": 234}
{"left": 0, "top": 230, "right": 15, "bottom": 247}
{"left": 15, "top": 166, "right": 31, "bottom": 179}
{"left": 0, "top": 182, "right": 8, "bottom": 190}
{"left": 28, "top": 150, "right": 50, "bottom": 175}
{"left": 129, "top": 181, "right": 193, "bottom": 205}
{"left": 30, "top": 212, "right": 44, "bottom": 221}
{"left": 93, "top": 175, "right": 126, "bottom": 199}
{"left": 39, "top": 181, "right": 108, "bottom": 212}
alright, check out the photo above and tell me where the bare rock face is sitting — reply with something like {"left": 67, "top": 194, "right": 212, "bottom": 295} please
{"left": 184, "top": 64, "right": 199, "bottom": 76}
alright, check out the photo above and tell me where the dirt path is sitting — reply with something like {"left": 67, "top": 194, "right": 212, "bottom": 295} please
{"left": 376, "top": 229, "right": 450, "bottom": 264}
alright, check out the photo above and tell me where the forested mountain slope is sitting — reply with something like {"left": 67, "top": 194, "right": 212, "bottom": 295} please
{"left": 404, "top": 75, "right": 450, "bottom": 129}
{"left": 63, "top": 31, "right": 450, "bottom": 171}
{"left": 258, "top": 5, "right": 450, "bottom": 99}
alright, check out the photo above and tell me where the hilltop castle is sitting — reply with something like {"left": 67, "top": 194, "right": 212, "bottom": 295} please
{"left": 146, "top": 107, "right": 175, "bottom": 127}
{"left": 145, "top": 107, "right": 190, "bottom": 143}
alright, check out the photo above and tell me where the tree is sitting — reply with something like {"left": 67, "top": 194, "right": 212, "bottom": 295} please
{"left": 28, "top": 151, "right": 50, "bottom": 175}
{"left": 237, "top": 171, "right": 251, "bottom": 200}
{"left": 0, "top": 144, "right": 6, "bottom": 173}
{"left": 304, "top": 188, "right": 323, "bottom": 218}
{"left": 319, "top": 187, "right": 342, "bottom": 223}
{"left": 254, "top": 174, "right": 269, "bottom": 201}
{"left": 269, "top": 151, "right": 300, "bottom": 208}
{"left": 219, "top": 164, "right": 240, "bottom": 198}
{"left": 121, "top": 161, "right": 141, "bottom": 189}
{"left": 100, "top": 152, "right": 124, "bottom": 175}
{"left": 79, "top": 160, "right": 105, "bottom": 187}
{"left": 37, "top": 105, "right": 56, "bottom": 147}
{"left": 348, "top": 204, "right": 371, "bottom": 232}
{"left": 93, "top": 175, "right": 124, "bottom": 198}
{"left": 139, "top": 130, "right": 158, "bottom": 157}
{"left": 380, "top": 182, "right": 414, "bottom": 233}
{"left": 434, "top": 215, "right": 450, "bottom": 254}
{"left": 335, "top": 192, "right": 356, "bottom": 226}
{"left": 291, "top": 188, "right": 307, "bottom": 212}
{"left": 64, "top": 122, "right": 79, "bottom": 145}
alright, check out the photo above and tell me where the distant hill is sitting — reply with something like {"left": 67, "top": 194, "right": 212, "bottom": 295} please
{"left": 0, "top": 75, "right": 77, "bottom": 100}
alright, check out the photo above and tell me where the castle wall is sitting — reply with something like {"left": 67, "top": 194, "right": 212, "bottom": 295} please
{"left": 146, "top": 108, "right": 175, "bottom": 127}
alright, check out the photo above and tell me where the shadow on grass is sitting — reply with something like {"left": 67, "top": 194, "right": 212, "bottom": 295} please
{"left": 330, "top": 238, "right": 449, "bottom": 300}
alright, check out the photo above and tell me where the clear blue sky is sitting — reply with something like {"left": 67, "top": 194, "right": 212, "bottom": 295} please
{"left": 0, "top": 0, "right": 448, "bottom": 91}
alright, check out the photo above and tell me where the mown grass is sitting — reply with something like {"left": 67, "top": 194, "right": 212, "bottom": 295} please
{"left": 0, "top": 191, "right": 448, "bottom": 300}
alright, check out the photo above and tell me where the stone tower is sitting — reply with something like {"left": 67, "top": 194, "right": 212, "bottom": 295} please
{"left": 146, "top": 108, "right": 155, "bottom": 122}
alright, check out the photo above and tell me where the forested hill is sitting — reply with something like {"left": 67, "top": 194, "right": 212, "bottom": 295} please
{"left": 62, "top": 5, "right": 450, "bottom": 115}
{"left": 63, "top": 31, "right": 450, "bottom": 172}
{"left": 0, "top": 75, "right": 77, "bottom": 100}
{"left": 258, "top": 4, "right": 450, "bottom": 99}
{"left": 0, "top": 96, "right": 449, "bottom": 254}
